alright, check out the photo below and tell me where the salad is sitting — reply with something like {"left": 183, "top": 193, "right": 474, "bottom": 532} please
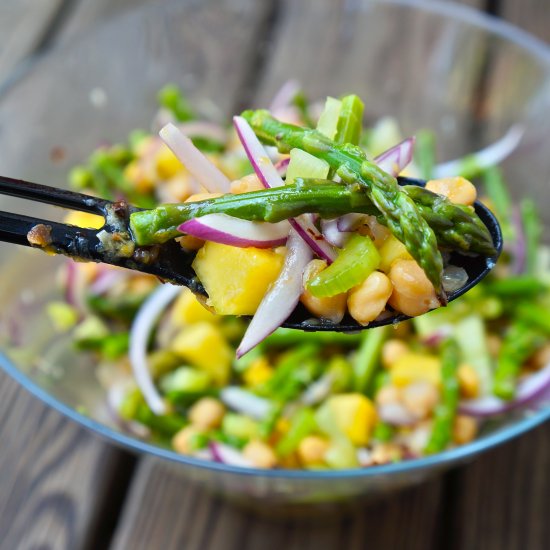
{"left": 35, "top": 84, "right": 549, "bottom": 470}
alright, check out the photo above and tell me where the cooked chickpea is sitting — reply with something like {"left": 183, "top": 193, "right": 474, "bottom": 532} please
{"left": 156, "top": 173, "right": 192, "bottom": 203}
{"left": 297, "top": 436, "right": 330, "bottom": 466}
{"left": 172, "top": 425, "right": 203, "bottom": 455}
{"left": 188, "top": 397, "right": 225, "bottom": 430}
{"left": 453, "top": 415, "right": 478, "bottom": 445}
{"left": 401, "top": 381, "right": 439, "bottom": 419}
{"left": 529, "top": 344, "right": 550, "bottom": 370}
{"left": 457, "top": 363, "right": 480, "bottom": 399}
{"left": 242, "top": 440, "right": 278, "bottom": 469}
{"left": 426, "top": 177, "right": 477, "bottom": 206}
{"left": 370, "top": 442, "right": 402, "bottom": 464}
{"left": 300, "top": 259, "right": 347, "bottom": 323}
{"left": 347, "top": 271, "right": 393, "bottom": 325}
{"left": 375, "top": 385, "right": 402, "bottom": 406}
{"left": 388, "top": 259, "right": 440, "bottom": 317}
{"left": 486, "top": 334, "right": 502, "bottom": 358}
{"left": 382, "top": 339, "right": 410, "bottom": 369}
{"left": 230, "top": 173, "right": 264, "bottom": 194}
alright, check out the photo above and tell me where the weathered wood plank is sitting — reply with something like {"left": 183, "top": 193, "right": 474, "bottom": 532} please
{"left": 0, "top": 0, "right": 64, "bottom": 82}
{"left": 499, "top": 0, "right": 550, "bottom": 43}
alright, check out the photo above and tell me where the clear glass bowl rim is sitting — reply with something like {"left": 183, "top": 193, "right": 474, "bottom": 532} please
{"left": 0, "top": 0, "right": 549, "bottom": 480}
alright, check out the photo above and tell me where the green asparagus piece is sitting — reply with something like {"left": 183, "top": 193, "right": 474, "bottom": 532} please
{"left": 372, "top": 421, "right": 395, "bottom": 443}
{"left": 482, "top": 166, "right": 513, "bottom": 239}
{"left": 353, "top": 326, "right": 389, "bottom": 393}
{"left": 276, "top": 407, "right": 316, "bottom": 457}
{"left": 516, "top": 302, "right": 550, "bottom": 335}
{"left": 241, "top": 110, "right": 446, "bottom": 296}
{"left": 520, "top": 198, "right": 542, "bottom": 276}
{"left": 487, "top": 276, "right": 548, "bottom": 297}
{"left": 425, "top": 338, "right": 460, "bottom": 454}
{"left": 263, "top": 328, "right": 362, "bottom": 347}
{"left": 335, "top": 94, "right": 364, "bottom": 146}
{"left": 493, "top": 322, "right": 546, "bottom": 400}
{"left": 157, "top": 84, "right": 195, "bottom": 122}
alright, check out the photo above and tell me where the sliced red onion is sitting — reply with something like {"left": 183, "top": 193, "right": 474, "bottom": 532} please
{"left": 209, "top": 442, "right": 253, "bottom": 467}
{"left": 434, "top": 124, "right": 524, "bottom": 178}
{"left": 219, "top": 387, "right": 271, "bottom": 419}
{"left": 129, "top": 284, "right": 180, "bottom": 415}
{"left": 159, "top": 123, "right": 230, "bottom": 193}
{"left": 337, "top": 213, "right": 368, "bottom": 232}
{"left": 373, "top": 137, "right": 415, "bottom": 176}
{"left": 377, "top": 402, "right": 419, "bottom": 426}
{"left": 321, "top": 218, "right": 349, "bottom": 248}
{"left": 237, "top": 229, "right": 313, "bottom": 357}
{"left": 274, "top": 157, "right": 290, "bottom": 176}
{"left": 301, "top": 373, "right": 334, "bottom": 405}
{"left": 178, "top": 214, "right": 290, "bottom": 249}
{"left": 233, "top": 116, "right": 336, "bottom": 263}
{"left": 421, "top": 324, "right": 454, "bottom": 347}
{"left": 510, "top": 206, "right": 526, "bottom": 275}
{"left": 269, "top": 79, "right": 301, "bottom": 112}
{"left": 459, "top": 363, "right": 550, "bottom": 417}
{"left": 442, "top": 266, "right": 469, "bottom": 293}
{"left": 65, "top": 261, "right": 87, "bottom": 314}
{"left": 89, "top": 268, "right": 128, "bottom": 295}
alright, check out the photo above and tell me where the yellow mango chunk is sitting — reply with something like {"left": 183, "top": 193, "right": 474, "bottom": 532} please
{"left": 64, "top": 211, "right": 104, "bottom": 229}
{"left": 326, "top": 393, "right": 377, "bottom": 446}
{"left": 171, "top": 322, "right": 232, "bottom": 385}
{"left": 192, "top": 242, "right": 284, "bottom": 315}
{"left": 243, "top": 357, "right": 274, "bottom": 387}
{"left": 378, "top": 234, "right": 413, "bottom": 273}
{"left": 156, "top": 144, "right": 182, "bottom": 179}
{"left": 171, "top": 288, "right": 219, "bottom": 326}
{"left": 390, "top": 353, "right": 441, "bottom": 387}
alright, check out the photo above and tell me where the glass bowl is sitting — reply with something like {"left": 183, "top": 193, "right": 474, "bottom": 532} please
{"left": 1, "top": 0, "right": 549, "bottom": 508}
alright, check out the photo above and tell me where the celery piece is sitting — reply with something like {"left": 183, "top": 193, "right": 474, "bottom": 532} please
{"left": 324, "top": 437, "right": 359, "bottom": 469}
{"left": 353, "top": 326, "right": 389, "bottom": 393}
{"left": 335, "top": 94, "right": 364, "bottom": 146}
{"left": 316, "top": 96, "right": 342, "bottom": 140}
{"left": 276, "top": 408, "right": 317, "bottom": 457}
{"left": 46, "top": 302, "right": 79, "bottom": 332}
{"left": 285, "top": 148, "right": 330, "bottom": 185}
{"left": 160, "top": 366, "right": 210, "bottom": 394}
{"left": 307, "top": 234, "right": 380, "bottom": 298}
{"left": 222, "top": 413, "right": 260, "bottom": 441}
{"left": 415, "top": 129, "right": 436, "bottom": 180}
{"left": 327, "top": 356, "right": 354, "bottom": 393}
{"left": 453, "top": 315, "right": 493, "bottom": 395}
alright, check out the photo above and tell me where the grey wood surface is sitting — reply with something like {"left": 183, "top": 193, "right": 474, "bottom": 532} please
{"left": 0, "top": 1, "right": 548, "bottom": 549}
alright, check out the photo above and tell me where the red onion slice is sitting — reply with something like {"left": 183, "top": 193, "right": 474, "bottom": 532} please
{"left": 274, "top": 157, "right": 290, "bottom": 176}
{"left": 237, "top": 229, "right": 313, "bottom": 357}
{"left": 178, "top": 214, "right": 290, "bottom": 249}
{"left": 233, "top": 116, "right": 336, "bottom": 263}
{"left": 321, "top": 218, "right": 350, "bottom": 248}
{"left": 159, "top": 123, "right": 231, "bottom": 193}
{"left": 459, "top": 363, "right": 550, "bottom": 417}
{"left": 374, "top": 137, "right": 415, "bottom": 176}
{"left": 377, "top": 402, "right": 419, "bottom": 426}
{"left": 176, "top": 121, "right": 227, "bottom": 143}
{"left": 129, "top": 284, "right": 180, "bottom": 415}
{"left": 89, "top": 268, "right": 128, "bottom": 296}
{"left": 209, "top": 442, "right": 253, "bottom": 467}
{"left": 219, "top": 387, "right": 271, "bottom": 419}
{"left": 269, "top": 79, "right": 300, "bottom": 112}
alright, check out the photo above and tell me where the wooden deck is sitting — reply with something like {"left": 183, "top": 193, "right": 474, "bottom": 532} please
{"left": 0, "top": 1, "right": 548, "bottom": 548}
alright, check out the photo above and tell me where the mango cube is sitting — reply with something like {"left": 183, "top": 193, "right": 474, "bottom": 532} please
{"left": 325, "top": 393, "right": 377, "bottom": 446}
{"left": 171, "top": 288, "right": 219, "bottom": 326}
{"left": 390, "top": 353, "right": 441, "bottom": 387}
{"left": 156, "top": 144, "right": 182, "bottom": 179}
{"left": 171, "top": 322, "right": 232, "bottom": 385}
{"left": 192, "top": 242, "right": 284, "bottom": 315}
{"left": 64, "top": 210, "right": 104, "bottom": 229}
{"left": 378, "top": 234, "right": 413, "bottom": 273}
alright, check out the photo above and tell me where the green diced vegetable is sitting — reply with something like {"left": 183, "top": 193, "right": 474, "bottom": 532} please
{"left": 372, "top": 421, "right": 394, "bottom": 443}
{"left": 46, "top": 302, "right": 79, "bottom": 332}
{"left": 326, "top": 356, "right": 353, "bottom": 393}
{"left": 157, "top": 83, "right": 195, "bottom": 122}
{"left": 285, "top": 148, "right": 330, "bottom": 185}
{"left": 335, "top": 94, "right": 364, "bottom": 146}
{"left": 263, "top": 328, "right": 362, "bottom": 347}
{"left": 222, "top": 413, "right": 260, "bottom": 441}
{"left": 307, "top": 234, "right": 380, "bottom": 298}
{"left": 316, "top": 97, "right": 342, "bottom": 139}
{"left": 415, "top": 129, "right": 436, "bottom": 180}
{"left": 482, "top": 166, "right": 513, "bottom": 238}
{"left": 160, "top": 366, "right": 211, "bottom": 394}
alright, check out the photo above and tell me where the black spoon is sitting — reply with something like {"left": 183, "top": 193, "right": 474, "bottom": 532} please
{"left": 0, "top": 175, "right": 502, "bottom": 332}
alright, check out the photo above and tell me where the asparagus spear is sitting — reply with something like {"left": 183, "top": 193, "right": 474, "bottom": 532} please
{"left": 425, "top": 338, "right": 460, "bottom": 454}
{"left": 130, "top": 179, "right": 496, "bottom": 258}
{"left": 241, "top": 110, "right": 445, "bottom": 298}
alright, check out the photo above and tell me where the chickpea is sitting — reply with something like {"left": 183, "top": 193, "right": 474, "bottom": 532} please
{"left": 457, "top": 363, "right": 480, "bottom": 399}
{"left": 529, "top": 344, "right": 550, "bottom": 370}
{"left": 453, "top": 415, "right": 478, "bottom": 445}
{"left": 486, "top": 334, "right": 502, "bottom": 358}
{"left": 370, "top": 442, "right": 402, "bottom": 464}
{"left": 375, "top": 385, "right": 402, "bottom": 406}
{"left": 401, "top": 381, "right": 439, "bottom": 419}
{"left": 388, "top": 260, "right": 440, "bottom": 317}
{"left": 300, "top": 259, "right": 347, "bottom": 323}
{"left": 242, "top": 440, "right": 278, "bottom": 469}
{"left": 297, "top": 436, "right": 330, "bottom": 466}
{"left": 156, "top": 173, "right": 192, "bottom": 203}
{"left": 188, "top": 397, "right": 225, "bottom": 430}
{"left": 382, "top": 339, "right": 410, "bottom": 369}
{"left": 172, "top": 425, "right": 203, "bottom": 455}
{"left": 347, "top": 271, "right": 393, "bottom": 326}
{"left": 426, "top": 177, "right": 477, "bottom": 206}
{"left": 230, "top": 173, "right": 264, "bottom": 194}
